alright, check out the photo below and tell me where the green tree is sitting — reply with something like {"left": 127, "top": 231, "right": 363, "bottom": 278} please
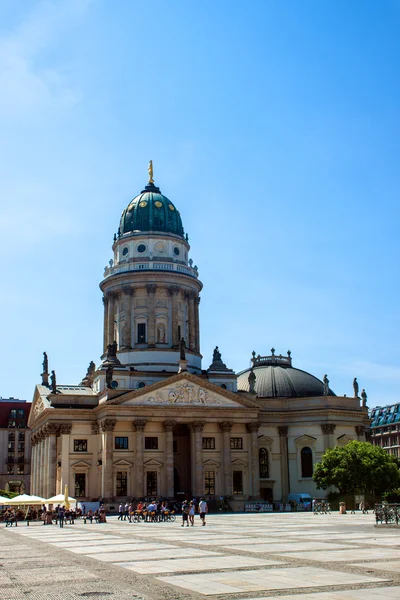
{"left": 313, "top": 440, "right": 400, "bottom": 496}
{"left": 0, "top": 490, "right": 18, "bottom": 499}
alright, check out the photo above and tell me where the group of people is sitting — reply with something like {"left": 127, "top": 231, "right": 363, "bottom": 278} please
{"left": 181, "top": 498, "right": 208, "bottom": 527}
{"left": 312, "top": 499, "right": 332, "bottom": 514}
{"left": 118, "top": 500, "right": 171, "bottom": 522}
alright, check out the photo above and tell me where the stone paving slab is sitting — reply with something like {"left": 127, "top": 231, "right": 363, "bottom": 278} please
{"left": 87, "top": 547, "right": 220, "bottom": 562}
{"left": 157, "top": 566, "right": 387, "bottom": 596}
{"left": 240, "top": 587, "right": 400, "bottom": 600}
{"left": 279, "top": 547, "right": 400, "bottom": 562}
{"left": 351, "top": 560, "right": 400, "bottom": 572}
{"left": 119, "top": 554, "right": 282, "bottom": 574}
{"left": 11, "top": 566, "right": 98, "bottom": 585}
{"left": 222, "top": 541, "right": 357, "bottom": 553}
{"left": 52, "top": 537, "right": 149, "bottom": 548}
{"left": 70, "top": 542, "right": 172, "bottom": 554}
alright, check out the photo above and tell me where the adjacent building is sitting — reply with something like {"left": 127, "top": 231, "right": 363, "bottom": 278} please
{"left": 0, "top": 398, "right": 31, "bottom": 494}
{"left": 370, "top": 404, "right": 400, "bottom": 457}
{"left": 28, "top": 166, "right": 370, "bottom": 509}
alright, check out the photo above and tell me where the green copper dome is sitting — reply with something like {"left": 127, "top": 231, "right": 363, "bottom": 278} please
{"left": 119, "top": 182, "right": 184, "bottom": 238}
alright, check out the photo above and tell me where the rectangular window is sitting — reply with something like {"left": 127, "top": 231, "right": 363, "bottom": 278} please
{"left": 74, "top": 473, "right": 86, "bottom": 497}
{"left": 230, "top": 437, "right": 243, "bottom": 450}
{"left": 173, "top": 440, "right": 178, "bottom": 454}
{"left": 73, "top": 439, "right": 88, "bottom": 452}
{"left": 202, "top": 437, "right": 215, "bottom": 449}
{"left": 137, "top": 323, "right": 146, "bottom": 343}
{"left": 8, "top": 420, "right": 16, "bottom": 429}
{"left": 18, "top": 443, "right": 25, "bottom": 452}
{"left": 17, "top": 409, "right": 24, "bottom": 418}
{"left": 233, "top": 470, "right": 243, "bottom": 495}
{"left": 115, "top": 437, "right": 129, "bottom": 450}
{"left": 145, "top": 437, "right": 158, "bottom": 450}
{"left": 18, "top": 432, "right": 25, "bottom": 441}
{"left": 10, "top": 409, "right": 17, "bottom": 419}
{"left": 8, "top": 433, "right": 15, "bottom": 441}
{"left": 7, "top": 464, "right": 14, "bottom": 475}
{"left": 204, "top": 471, "right": 215, "bottom": 495}
{"left": 17, "top": 465, "right": 24, "bottom": 475}
{"left": 8, "top": 442, "right": 14, "bottom": 451}
{"left": 146, "top": 471, "right": 157, "bottom": 496}
{"left": 116, "top": 471, "right": 128, "bottom": 496}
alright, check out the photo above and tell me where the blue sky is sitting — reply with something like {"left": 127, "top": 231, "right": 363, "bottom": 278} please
{"left": 0, "top": 0, "right": 399, "bottom": 406}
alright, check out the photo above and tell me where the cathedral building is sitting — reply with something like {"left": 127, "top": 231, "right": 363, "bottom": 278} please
{"left": 28, "top": 164, "right": 369, "bottom": 509}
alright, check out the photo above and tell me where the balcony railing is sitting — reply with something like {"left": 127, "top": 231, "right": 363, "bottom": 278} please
{"left": 375, "top": 503, "right": 400, "bottom": 525}
{"left": 103, "top": 261, "right": 198, "bottom": 279}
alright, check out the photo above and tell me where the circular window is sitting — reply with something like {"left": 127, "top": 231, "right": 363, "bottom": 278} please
{"left": 110, "top": 380, "right": 119, "bottom": 389}
{"left": 122, "top": 247, "right": 129, "bottom": 256}
{"left": 168, "top": 204, "right": 175, "bottom": 211}
{"left": 155, "top": 201, "right": 162, "bottom": 208}
{"left": 138, "top": 382, "right": 146, "bottom": 389}
{"left": 173, "top": 247, "right": 180, "bottom": 256}
{"left": 139, "top": 201, "right": 147, "bottom": 208}
{"left": 137, "top": 244, "right": 146, "bottom": 253}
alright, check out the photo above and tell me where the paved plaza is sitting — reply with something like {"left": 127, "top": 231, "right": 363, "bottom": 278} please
{"left": 1, "top": 512, "right": 400, "bottom": 599}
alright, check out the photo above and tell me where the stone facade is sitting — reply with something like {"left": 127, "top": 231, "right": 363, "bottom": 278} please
{"left": 28, "top": 169, "right": 370, "bottom": 508}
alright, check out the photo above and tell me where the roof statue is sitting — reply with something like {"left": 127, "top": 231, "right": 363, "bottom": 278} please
{"left": 148, "top": 160, "right": 154, "bottom": 184}
{"left": 213, "top": 346, "right": 222, "bottom": 362}
{"left": 353, "top": 377, "right": 359, "bottom": 398}
{"left": 248, "top": 368, "right": 256, "bottom": 394}
{"left": 41, "top": 351, "right": 49, "bottom": 387}
{"left": 107, "top": 341, "right": 117, "bottom": 358}
{"left": 361, "top": 388, "right": 367, "bottom": 407}
{"left": 179, "top": 337, "right": 186, "bottom": 361}
{"left": 50, "top": 370, "right": 57, "bottom": 394}
{"left": 81, "top": 361, "right": 96, "bottom": 387}
{"left": 323, "top": 374, "right": 329, "bottom": 396}
{"left": 105, "top": 365, "right": 114, "bottom": 389}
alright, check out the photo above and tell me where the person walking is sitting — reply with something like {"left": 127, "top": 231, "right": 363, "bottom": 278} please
{"left": 198, "top": 498, "right": 208, "bottom": 526}
{"left": 118, "top": 503, "right": 124, "bottom": 520}
{"left": 189, "top": 501, "right": 195, "bottom": 526}
{"left": 181, "top": 501, "right": 190, "bottom": 527}
{"left": 124, "top": 502, "right": 129, "bottom": 521}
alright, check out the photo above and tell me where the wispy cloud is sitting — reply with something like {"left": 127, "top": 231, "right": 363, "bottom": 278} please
{"left": 0, "top": 0, "right": 93, "bottom": 117}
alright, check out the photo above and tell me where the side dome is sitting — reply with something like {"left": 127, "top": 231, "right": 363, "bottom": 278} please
{"left": 237, "top": 351, "right": 336, "bottom": 398}
{"left": 120, "top": 182, "right": 184, "bottom": 238}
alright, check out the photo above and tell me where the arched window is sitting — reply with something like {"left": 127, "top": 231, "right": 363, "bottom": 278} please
{"left": 259, "top": 448, "right": 269, "bottom": 479}
{"left": 301, "top": 446, "right": 313, "bottom": 477}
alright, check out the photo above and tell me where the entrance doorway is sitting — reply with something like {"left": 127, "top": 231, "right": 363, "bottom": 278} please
{"left": 261, "top": 487, "right": 273, "bottom": 502}
{"left": 173, "top": 424, "right": 191, "bottom": 500}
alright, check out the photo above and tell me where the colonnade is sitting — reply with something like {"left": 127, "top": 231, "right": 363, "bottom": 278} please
{"left": 31, "top": 423, "right": 71, "bottom": 499}
{"left": 102, "top": 285, "right": 200, "bottom": 353}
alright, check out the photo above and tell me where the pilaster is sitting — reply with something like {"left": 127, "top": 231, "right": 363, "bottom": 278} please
{"left": 278, "top": 425, "right": 289, "bottom": 501}
{"left": 246, "top": 422, "right": 260, "bottom": 498}
{"left": 163, "top": 421, "right": 176, "bottom": 498}
{"left": 100, "top": 419, "right": 116, "bottom": 500}
{"left": 147, "top": 284, "right": 157, "bottom": 346}
{"left": 133, "top": 420, "right": 147, "bottom": 498}
{"left": 189, "top": 421, "right": 205, "bottom": 496}
{"left": 219, "top": 421, "right": 233, "bottom": 496}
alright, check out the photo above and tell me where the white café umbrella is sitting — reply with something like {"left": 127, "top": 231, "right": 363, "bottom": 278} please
{"left": 46, "top": 493, "right": 76, "bottom": 504}
{"left": 6, "top": 494, "right": 46, "bottom": 505}
{"left": 0, "top": 495, "right": 12, "bottom": 504}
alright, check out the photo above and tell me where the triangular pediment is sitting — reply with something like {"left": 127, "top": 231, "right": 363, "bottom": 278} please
{"left": 144, "top": 459, "right": 163, "bottom": 467}
{"left": 336, "top": 434, "right": 355, "bottom": 446}
{"left": 113, "top": 459, "right": 133, "bottom": 468}
{"left": 294, "top": 434, "right": 317, "bottom": 448}
{"left": 71, "top": 460, "right": 91, "bottom": 469}
{"left": 258, "top": 435, "right": 274, "bottom": 450}
{"left": 231, "top": 458, "right": 247, "bottom": 466}
{"left": 203, "top": 459, "right": 220, "bottom": 467}
{"left": 28, "top": 386, "right": 53, "bottom": 428}
{"left": 108, "top": 372, "right": 256, "bottom": 410}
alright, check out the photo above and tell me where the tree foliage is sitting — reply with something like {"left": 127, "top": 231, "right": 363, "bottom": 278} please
{"left": 313, "top": 441, "right": 400, "bottom": 495}
{"left": 0, "top": 490, "right": 18, "bottom": 499}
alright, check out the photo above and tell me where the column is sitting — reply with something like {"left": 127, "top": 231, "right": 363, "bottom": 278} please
{"left": 39, "top": 433, "right": 46, "bottom": 498}
{"left": 247, "top": 423, "right": 260, "bottom": 498}
{"left": 188, "top": 293, "right": 196, "bottom": 350}
{"left": 107, "top": 292, "right": 116, "bottom": 347}
{"left": 100, "top": 419, "right": 116, "bottom": 500}
{"left": 321, "top": 424, "right": 336, "bottom": 449}
{"left": 220, "top": 422, "right": 233, "bottom": 496}
{"left": 355, "top": 425, "right": 365, "bottom": 441}
{"left": 278, "top": 426, "right": 289, "bottom": 501}
{"left": 121, "top": 287, "right": 133, "bottom": 349}
{"left": 194, "top": 296, "right": 200, "bottom": 352}
{"left": 169, "top": 286, "right": 179, "bottom": 347}
{"left": 163, "top": 421, "right": 176, "bottom": 498}
{"left": 103, "top": 295, "right": 108, "bottom": 353}
{"left": 46, "top": 424, "right": 59, "bottom": 498}
{"left": 147, "top": 284, "right": 157, "bottom": 346}
{"left": 60, "top": 423, "right": 72, "bottom": 493}
{"left": 43, "top": 433, "right": 50, "bottom": 499}
{"left": 133, "top": 420, "right": 146, "bottom": 498}
{"left": 30, "top": 440, "right": 36, "bottom": 495}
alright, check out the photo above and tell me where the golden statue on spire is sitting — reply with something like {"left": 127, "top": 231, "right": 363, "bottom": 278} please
{"left": 148, "top": 160, "right": 154, "bottom": 184}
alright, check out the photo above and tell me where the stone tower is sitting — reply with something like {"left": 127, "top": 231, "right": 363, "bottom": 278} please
{"left": 94, "top": 165, "right": 203, "bottom": 393}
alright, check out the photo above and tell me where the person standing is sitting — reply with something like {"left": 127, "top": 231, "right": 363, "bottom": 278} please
{"left": 124, "top": 502, "right": 129, "bottom": 521}
{"left": 58, "top": 507, "right": 65, "bottom": 528}
{"left": 198, "top": 498, "right": 208, "bottom": 526}
{"left": 181, "top": 501, "right": 190, "bottom": 527}
{"left": 118, "top": 503, "right": 124, "bottom": 520}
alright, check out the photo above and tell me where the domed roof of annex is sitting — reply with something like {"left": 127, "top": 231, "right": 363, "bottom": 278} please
{"left": 119, "top": 167, "right": 184, "bottom": 238}
{"left": 237, "top": 350, "right": 336, "bottom": 398}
